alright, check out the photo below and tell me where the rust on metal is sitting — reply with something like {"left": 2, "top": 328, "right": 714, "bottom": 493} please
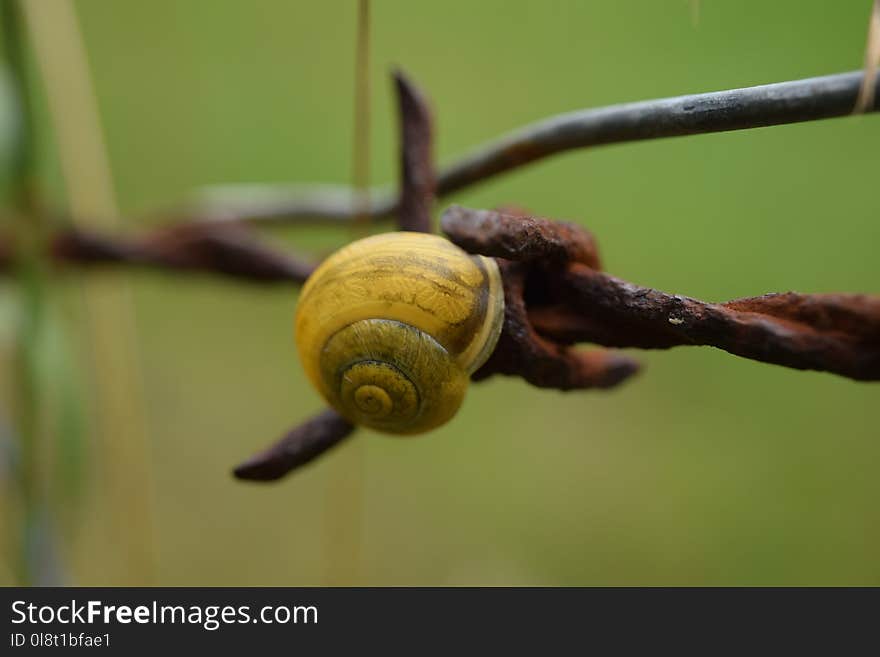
{"left": 441, "top": 204, "right": 602, "bottom": 268}
{"left": 394, "top": 70, "right": 435, "bottom": 233}
{"left": 47, "top": 223, "right": 316, "bottom": 283}
{"left": 549, "top": 268, "right": 880, "bottom": 381}
{"left": 233, "top": 409, "right": 355, "bottom": 481}
{"left": 472, "top": 258, "right": 641, "bottom": 389}
{"left": 442, "top": 204, "right": 638, "bottom": 390}
{"left": 443, "top": 206, "right": 880, "bottom": 383}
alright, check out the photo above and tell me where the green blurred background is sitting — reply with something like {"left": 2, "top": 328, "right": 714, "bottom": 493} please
{"left": 1, "top": 0, "right": 878, "bottom": 585}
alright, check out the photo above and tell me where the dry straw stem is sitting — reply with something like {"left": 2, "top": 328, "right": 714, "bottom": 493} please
{"left": 854, "top": 0, "right": 880, "bottom": 113}
{"left": 350, "top": 0, "right": 371, "bottom": 228}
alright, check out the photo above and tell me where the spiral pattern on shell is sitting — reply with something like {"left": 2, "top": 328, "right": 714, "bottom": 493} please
{"left": 294, "top": 232, "right": 504, "bottom": 434}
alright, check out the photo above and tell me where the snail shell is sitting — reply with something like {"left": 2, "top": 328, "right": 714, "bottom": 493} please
{"left": 294, "top": 231, "right": 504, "bottom": 435}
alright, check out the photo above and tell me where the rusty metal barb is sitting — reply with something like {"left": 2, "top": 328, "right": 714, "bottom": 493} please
{"left": 233, "top": 409, "right": 355, "bottom": 481}
{"left": 394, "top": 70, "right": 435, "bottom": 232}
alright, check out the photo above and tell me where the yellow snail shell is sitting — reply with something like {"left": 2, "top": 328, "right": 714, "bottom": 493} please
{"left": 294, "top": 231, "right": 504, "bottom": 435}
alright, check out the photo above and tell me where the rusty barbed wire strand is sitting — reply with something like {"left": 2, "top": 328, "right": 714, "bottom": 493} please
{"left": 440, "top": 204, "right": 639, "bottom": 389}
{"left": 549, "top": 269, "right": 880, "bottom": 381}
{"left": 441, "top": 204, "right": 602, "bottom": 269}
{"left": 176, "top": 69, "right": 880, "bottom": 226}
{"left": 472, "top": 258, "right": 642, "bottom": 390}
{"left": 1, "top": 222, "right": 316, "bottom": 283}
{"left": 442, "top": 206, "right": 880, "bottom": 383}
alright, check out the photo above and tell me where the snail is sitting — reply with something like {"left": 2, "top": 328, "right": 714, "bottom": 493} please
{"left": 294, "top": 231, "right": 505, "bottom": 435}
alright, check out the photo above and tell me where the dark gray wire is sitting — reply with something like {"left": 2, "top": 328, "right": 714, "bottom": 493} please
{"left": 194, "top": 70, "right": 878, "bottom": 225}
{"left": 437, "top": 70, "right": 878, "bottom": 196}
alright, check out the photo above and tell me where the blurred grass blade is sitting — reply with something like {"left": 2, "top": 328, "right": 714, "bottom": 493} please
{"left": 1, "top": 0, "right": 61, "bottom": 586}
{"left": 41, "top": 310, "right": 86, "bottom": 505}
{"left": 22, "top": 0, "right": 156, "bottom": 584}
{"left": 0, "top": 64, "right": 20, "bottom": 183}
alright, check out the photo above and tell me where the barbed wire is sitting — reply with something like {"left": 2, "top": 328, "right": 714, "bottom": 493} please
{"left": 1, "top": 69, "right": 876, "bottom": 482}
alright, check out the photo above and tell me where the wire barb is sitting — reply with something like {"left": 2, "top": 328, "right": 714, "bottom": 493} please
{"left": 232, "top": 409, "right": 355, "bottom": 481}
{"left": 394, "top": 70, "right": 435, "bottom": 232}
